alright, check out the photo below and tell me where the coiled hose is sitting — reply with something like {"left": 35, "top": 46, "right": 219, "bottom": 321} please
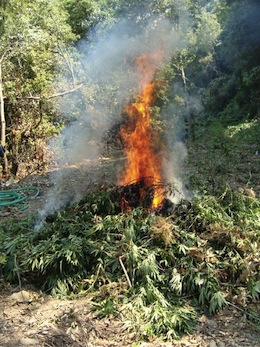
{"left": 0, "top": 187, "right": 40, "bottom": 210}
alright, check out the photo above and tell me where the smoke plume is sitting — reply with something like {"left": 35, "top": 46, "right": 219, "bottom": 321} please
{"left": 37, "top": 13, "right": 197, "bottom": 226}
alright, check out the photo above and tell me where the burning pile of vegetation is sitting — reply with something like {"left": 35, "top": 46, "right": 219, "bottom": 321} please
{"left": 0, "top": 185, "right": 260, "bottom": 340}
{"left": 113, "top": 178, "right": 175, "bottom": 213}
{"left": 117, "top": 51, "right": 167, "bottom": 211}
{"left": 1, "top": 47, "right": 260, "bottom": 341}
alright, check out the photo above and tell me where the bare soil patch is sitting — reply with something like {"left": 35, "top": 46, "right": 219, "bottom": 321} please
{"left": 0, "top": 286, "right": 260, "bottom": 347}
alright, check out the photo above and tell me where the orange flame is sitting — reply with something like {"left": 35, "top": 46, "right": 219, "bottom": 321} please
{"left": 119, "top": 52, "right": 165, "bottom": 209}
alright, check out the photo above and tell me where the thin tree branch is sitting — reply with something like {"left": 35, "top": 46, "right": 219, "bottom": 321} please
{"left": 17, "top": 84, "right": 83, "bottom": 101}
{"left": 48, "top": 84, "right": 83, "bottom": 99}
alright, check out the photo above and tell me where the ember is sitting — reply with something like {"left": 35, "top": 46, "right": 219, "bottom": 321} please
{"left": 119, "top": 51, "right": 166, "bottom": 210}
{"left": 115, "top": 178, "right": 175, "bottom": 215}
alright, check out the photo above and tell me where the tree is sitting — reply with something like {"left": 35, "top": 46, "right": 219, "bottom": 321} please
{"left": 0, "top": 0, "right": 78, "bottom": 177}
{"left": 60, "top": 0, "right": 95, "bottom": 39}
{"left": 206, "top": 0, "right": 260, "bottom": 119}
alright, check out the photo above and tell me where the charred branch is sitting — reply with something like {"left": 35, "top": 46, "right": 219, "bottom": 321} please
{"left": 111, "top": 178, "right": 176, "bottom": 215}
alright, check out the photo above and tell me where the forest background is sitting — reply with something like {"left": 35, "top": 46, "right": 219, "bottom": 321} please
{"left": 0, "top": 0, "right": 259, "bottom": 179}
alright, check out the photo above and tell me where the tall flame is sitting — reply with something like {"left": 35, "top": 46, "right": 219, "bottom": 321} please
{"left": 119, "top": 51, "right": 165, "bottom": 209}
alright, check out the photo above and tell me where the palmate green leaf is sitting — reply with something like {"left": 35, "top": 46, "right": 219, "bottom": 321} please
{"left": 198, "top": 287, "right": 206, "bottom": 306}
{"left": 127, "top": 242, "right": 140, "bottom": 265}
{"left": 3, "top": 235, "right": 28, "bottom": 256}
{"left": 209, "top": 291, "right": 227, "bottom": 314}
{"left": 94, "top": 298, "right": 118, "bottom": 318}
{"left": 128, "top": 299, "right": 196, "bottom": 340}
{"left": 137, "top": 251, "right": 160, "bottom": 280}
{"left": 131, "top": 291, "right": 146, "bottom": 310}
{"left": 125, "top": 222, "right": 136, "bottom": 242}
{"left": 169, "top": 268, "right": 182, "bottom": 295}
{"left": 177, "top": 243, "right": 188, "bottom": 255}
{"left": 145, "top": 279, "right": 169, "bottom": 307}
{"left": 194, "top": 274, "right": 205, "bottom": 287}
{"left": 248, "top": 280, "right": 260, "bottom": 300}
{"left": 94, "top": 222, "right": 104, "bottom": 232}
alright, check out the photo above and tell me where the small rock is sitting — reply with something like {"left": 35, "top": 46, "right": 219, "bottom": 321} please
{"left": 19, "top": 337, "right": 39, "bottom": 345}
{"left": 104, "top": 319, "right": 110, "bottom": 326}
{"left": 209, "top": 341, "right": 217, "bottom": 347}
{"left": 10, "top": 291, "right": 31, "bottom": 303}
{"left": 28, "top": 318, "right": 36, "bottom": 326}
{"left": 40, "top": 330, "right": 49, "bottom": 335}
{"left": 207, "top": 319, "right": 218, "bottom": 329}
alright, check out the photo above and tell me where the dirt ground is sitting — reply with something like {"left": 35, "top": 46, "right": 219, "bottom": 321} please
{"left": 0, "top": 285, "right": 260, "bottom": 347}
{"left": 1, "top": 159, "right": 260, "bottom": 347}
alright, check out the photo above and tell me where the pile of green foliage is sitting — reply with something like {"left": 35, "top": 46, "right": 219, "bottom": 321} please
{"left": 0, "top": 185, "right": 259, "bottom": 340}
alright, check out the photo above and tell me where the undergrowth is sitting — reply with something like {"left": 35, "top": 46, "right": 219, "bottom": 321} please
{"left": 0, "top": 185, "right": 260, "bottom": 340}
{"left": 188, "top": 117, "right": 260, "bottom": 195}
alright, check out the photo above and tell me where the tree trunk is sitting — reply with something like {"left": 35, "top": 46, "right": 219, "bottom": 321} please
{"left": 180, "top": 65, "right": 195, "bottom": 141}
{"left": 180, "top": 65, "right": 187, "bottom": 95}
{"left": 0, "top": 61, "right": 8, "bottom": 176}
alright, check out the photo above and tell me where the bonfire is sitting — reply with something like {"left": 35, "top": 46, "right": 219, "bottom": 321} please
{"left": 118, "top": 51, "right": 170, "bottom": 211}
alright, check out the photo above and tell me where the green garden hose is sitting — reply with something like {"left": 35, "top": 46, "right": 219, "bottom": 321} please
{"left": 0, "top": 187, "right": 40, "bottom": 209}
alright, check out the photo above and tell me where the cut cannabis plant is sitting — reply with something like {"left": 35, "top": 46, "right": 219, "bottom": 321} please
{"left": 0, "top": 185, "right": 259, "bottom": 339}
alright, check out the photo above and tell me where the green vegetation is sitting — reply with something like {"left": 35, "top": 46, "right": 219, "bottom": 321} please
{"left": 0, "top": 0, "right": 259, "bottom": 342}
{"left": 0, "top": 0, "right": 258, "bottom": 178}
{"left": 1, "top": 184, "right": 259, "bottom": 339}
{"left": 188, "top": 117, "right": 260, "bottom": 195}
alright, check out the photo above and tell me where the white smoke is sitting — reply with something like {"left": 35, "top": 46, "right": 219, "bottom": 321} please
{"left": 36, "top": 13, "right": 197, "bottom": 226}
{"left": 163, "top": 82, "right": 203, "bottom": 203}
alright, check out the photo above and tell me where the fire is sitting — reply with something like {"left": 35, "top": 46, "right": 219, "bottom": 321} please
{"left": 119, "top": 52, "right": 165, "bottom": 210}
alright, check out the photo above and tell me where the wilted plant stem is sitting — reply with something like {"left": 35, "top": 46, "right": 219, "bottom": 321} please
{"left": 14, "top": 254, "right": 22, "bottom": 292}
{"left": 119, "top": 256, "right": 132, "bottom": 288}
